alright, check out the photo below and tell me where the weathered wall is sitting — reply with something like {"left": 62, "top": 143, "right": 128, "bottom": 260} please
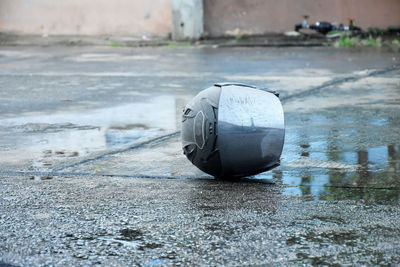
{"left": 204, "top": 0, "right": 400, "bottom": 37}
{"left": 0, "top": 0, "right": 171, "bottom": 36}
{"left": 2, "top": 0, "right": 400, "bottom": 38}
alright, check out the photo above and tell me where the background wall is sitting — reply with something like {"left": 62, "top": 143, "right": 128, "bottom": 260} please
{"left": 1, "top": 0, "right": 400, "bottom": 38}
{"left": 204, "top": 0, "right": 400, "bottom": 37}
{"left": 0, "top": 0, "right": 171, "bottom": 36}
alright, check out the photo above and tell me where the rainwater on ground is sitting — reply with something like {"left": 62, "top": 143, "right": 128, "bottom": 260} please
{"left": 0, "top": 46, "right": 399, "bottom": 204}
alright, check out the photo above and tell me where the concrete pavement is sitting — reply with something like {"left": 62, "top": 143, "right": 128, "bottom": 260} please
{"left": 0, "top": 45, "right": 400, "bottom": 266}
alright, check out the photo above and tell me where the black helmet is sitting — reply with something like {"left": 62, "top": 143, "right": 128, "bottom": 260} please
{"left": 182, "top": 83, "right": 285, "bottom": 178}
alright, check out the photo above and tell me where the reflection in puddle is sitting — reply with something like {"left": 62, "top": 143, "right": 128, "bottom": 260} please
{"left": 252, "top": 103, "right": 400, "bottom": 204}
{"left": 282, "top": 174, "right": 302, "bottom": 196}
{"left": 258, "top": 108, "right": 400, "bottom": 204}
{"left": 256, "top": 143, "right": 400, "bottom": 204}
{"left": 105, "top": 127, "right": 164, "bottom": 147}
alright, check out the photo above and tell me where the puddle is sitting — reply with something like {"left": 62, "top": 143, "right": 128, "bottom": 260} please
{"left": 0, "top": 95, "right": 191, "bottom": 169}
{"left": 255, "top": 108, "right": 400, "bottom": 205}
{"left": 255, "top": 146, "right": 400, "bottom": 204}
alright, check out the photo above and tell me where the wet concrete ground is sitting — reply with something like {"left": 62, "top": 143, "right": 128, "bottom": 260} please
{"left": 0, "top": 46, "right": 400, "bottom": 266}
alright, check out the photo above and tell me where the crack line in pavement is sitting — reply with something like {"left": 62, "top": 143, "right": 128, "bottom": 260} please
{"left": 280, "top": 64, "right": 400, "bottom": 103}
{"left": 53, "top": 131, "right": 180, "bottom": 172}
{"left": 0, "top": 169, "right": 187, "bottom": 180}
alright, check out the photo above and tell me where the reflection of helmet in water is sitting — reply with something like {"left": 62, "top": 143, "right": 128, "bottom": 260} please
{"left": 182, "top": 83, "right": 285, "bottom": 178}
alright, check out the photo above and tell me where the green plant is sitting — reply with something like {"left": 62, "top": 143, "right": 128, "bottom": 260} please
{"left": 392, "top": 39, "right": 400, "bottom": 47}
{"left": 361, "top": 36, "right": 382, "bottom": 47}
{"left": 235, "top": 34, "right": 243, "bottom": 41}
{"left": 334, "top": 35, "right": 359, "bottom": 47}
{"left": 167, "top": 42, "right": 190, "bottom": 48}
{"left": 111, "top": 42, "right": 121, "bottom": 47}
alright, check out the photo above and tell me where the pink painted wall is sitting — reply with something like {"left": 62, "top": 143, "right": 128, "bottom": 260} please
{"left": 204, "top": 0, "right": 400, "bottom": 37}
{"left": 0, "top": 0, "right": 171, "bottom": 36}
{"left": 1, "top": 0, "right": 399, "bottom": 37}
